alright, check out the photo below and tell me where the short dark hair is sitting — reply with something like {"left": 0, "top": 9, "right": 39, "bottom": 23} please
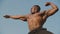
{"left": 33, "top": 5, "right": 40, "bottom": 11}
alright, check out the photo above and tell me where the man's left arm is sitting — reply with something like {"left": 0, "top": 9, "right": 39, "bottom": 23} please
{"left": 45, "top": 2, "right": 59, "bottom": 16}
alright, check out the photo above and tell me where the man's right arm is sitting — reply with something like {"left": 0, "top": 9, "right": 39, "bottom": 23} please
{"left": 4, "top": 15, "right": 27, "bottom": 21}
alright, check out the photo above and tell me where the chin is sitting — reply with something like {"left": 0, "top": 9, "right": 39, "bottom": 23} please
{"left": 32, "top": 12, "right": 35, "bottom": 14}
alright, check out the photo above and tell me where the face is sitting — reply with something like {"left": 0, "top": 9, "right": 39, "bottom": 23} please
{"left": 31, "top": 6, "right": 40, "bottom": 14}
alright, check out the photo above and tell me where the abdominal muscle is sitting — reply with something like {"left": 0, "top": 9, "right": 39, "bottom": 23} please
{"left": 27, "top": 17, "right": 43, "bottom": 31}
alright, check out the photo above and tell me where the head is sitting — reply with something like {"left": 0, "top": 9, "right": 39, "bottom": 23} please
{"left": 31, "top": 5, "right": 40, "bottom": 14}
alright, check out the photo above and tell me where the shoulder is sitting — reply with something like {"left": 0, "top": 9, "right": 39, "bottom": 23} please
{"left": 38, "top": 10, "right": 46, "bottom": 15}
{"left": 26, "top": 14, "right": 31, "bottom": 18}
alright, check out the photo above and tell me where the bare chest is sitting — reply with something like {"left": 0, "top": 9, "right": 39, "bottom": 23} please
{"left": 27, "top": 13, "right": 43, "bottom": 24}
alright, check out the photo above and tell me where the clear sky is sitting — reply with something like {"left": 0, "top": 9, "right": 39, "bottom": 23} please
{"left": 0, "top": 0, "right": 60, "bottom": 34}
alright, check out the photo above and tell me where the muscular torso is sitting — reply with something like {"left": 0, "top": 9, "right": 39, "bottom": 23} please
{"left": 27, "top": 12, "right": 48, "bottom": 31}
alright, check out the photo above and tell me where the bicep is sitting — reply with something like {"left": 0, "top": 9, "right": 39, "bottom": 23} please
{"left": 45, "top": 8, "right": 58, "bottom": 16}
{"left": 19, "top": 16, "right": 27, "bottom": 21}
{"left": 20, "top": 17, "right": 27, "bottom": 21}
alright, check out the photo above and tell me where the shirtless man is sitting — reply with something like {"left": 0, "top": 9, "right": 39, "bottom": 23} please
{"left": 4, "top": 2, "right": 58, "bottom": 34}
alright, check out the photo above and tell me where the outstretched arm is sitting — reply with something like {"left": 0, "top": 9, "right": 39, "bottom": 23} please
{"left": 45, "top": 2, "right": 59, "bottom": 16}
{"left": 4, "top": 15, "right": 27, "bottom": 21}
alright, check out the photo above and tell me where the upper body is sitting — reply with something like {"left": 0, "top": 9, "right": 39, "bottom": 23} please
{"left": 4, "top": 2, "right": 59, "bottom": 31}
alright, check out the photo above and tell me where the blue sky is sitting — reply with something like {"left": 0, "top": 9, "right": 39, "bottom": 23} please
{"left": 0, "top": 0, "right": 60, "bottom": 34}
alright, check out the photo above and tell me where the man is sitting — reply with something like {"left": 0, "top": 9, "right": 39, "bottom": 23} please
{"left": 4, "top": 2, "right": 58, "bottom": 34}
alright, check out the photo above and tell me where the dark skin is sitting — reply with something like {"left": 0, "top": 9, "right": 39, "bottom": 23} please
{"left": 4, "top": 2, "right": 58, "bottom": 31}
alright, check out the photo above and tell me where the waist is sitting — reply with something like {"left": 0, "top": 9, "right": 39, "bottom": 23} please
{"left": 29, "top": 27, "right": 47, "bottom": 34}
{"left": 29, "top": 25, "right": 41, "bottom": 30}
{"left": 29, "top": 26, "right": 42, "bottom": 31}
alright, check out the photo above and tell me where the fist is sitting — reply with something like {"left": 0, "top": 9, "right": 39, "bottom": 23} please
{"left": 45, "top": 2, "right": 51, "bottom": 6}
{"left": 3, "top": 15, "right": 10, "bottom": 18}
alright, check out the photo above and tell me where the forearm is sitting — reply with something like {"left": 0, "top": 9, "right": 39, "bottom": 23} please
{"left": 10, "top": 16, "right": 26, "bottom": 19}
{"left": 49, "top": 2, "right": 58, "bottom": 14}
{"left": 50, "top": 2, "right": 58, "bottom": 10}
{"left": 10, "top": 16, "right": 20, "bottom": 19}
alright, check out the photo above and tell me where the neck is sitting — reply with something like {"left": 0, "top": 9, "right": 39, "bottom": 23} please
{"left": 31, "top": 12, "right": 39, "bottom": 14}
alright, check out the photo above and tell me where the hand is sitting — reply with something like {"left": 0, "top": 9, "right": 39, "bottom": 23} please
{"left": 3, "top": 15, "right": 10, "bottom": 18}
{"left": 45, "top": 2, "right": 52, "bottom": 6}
